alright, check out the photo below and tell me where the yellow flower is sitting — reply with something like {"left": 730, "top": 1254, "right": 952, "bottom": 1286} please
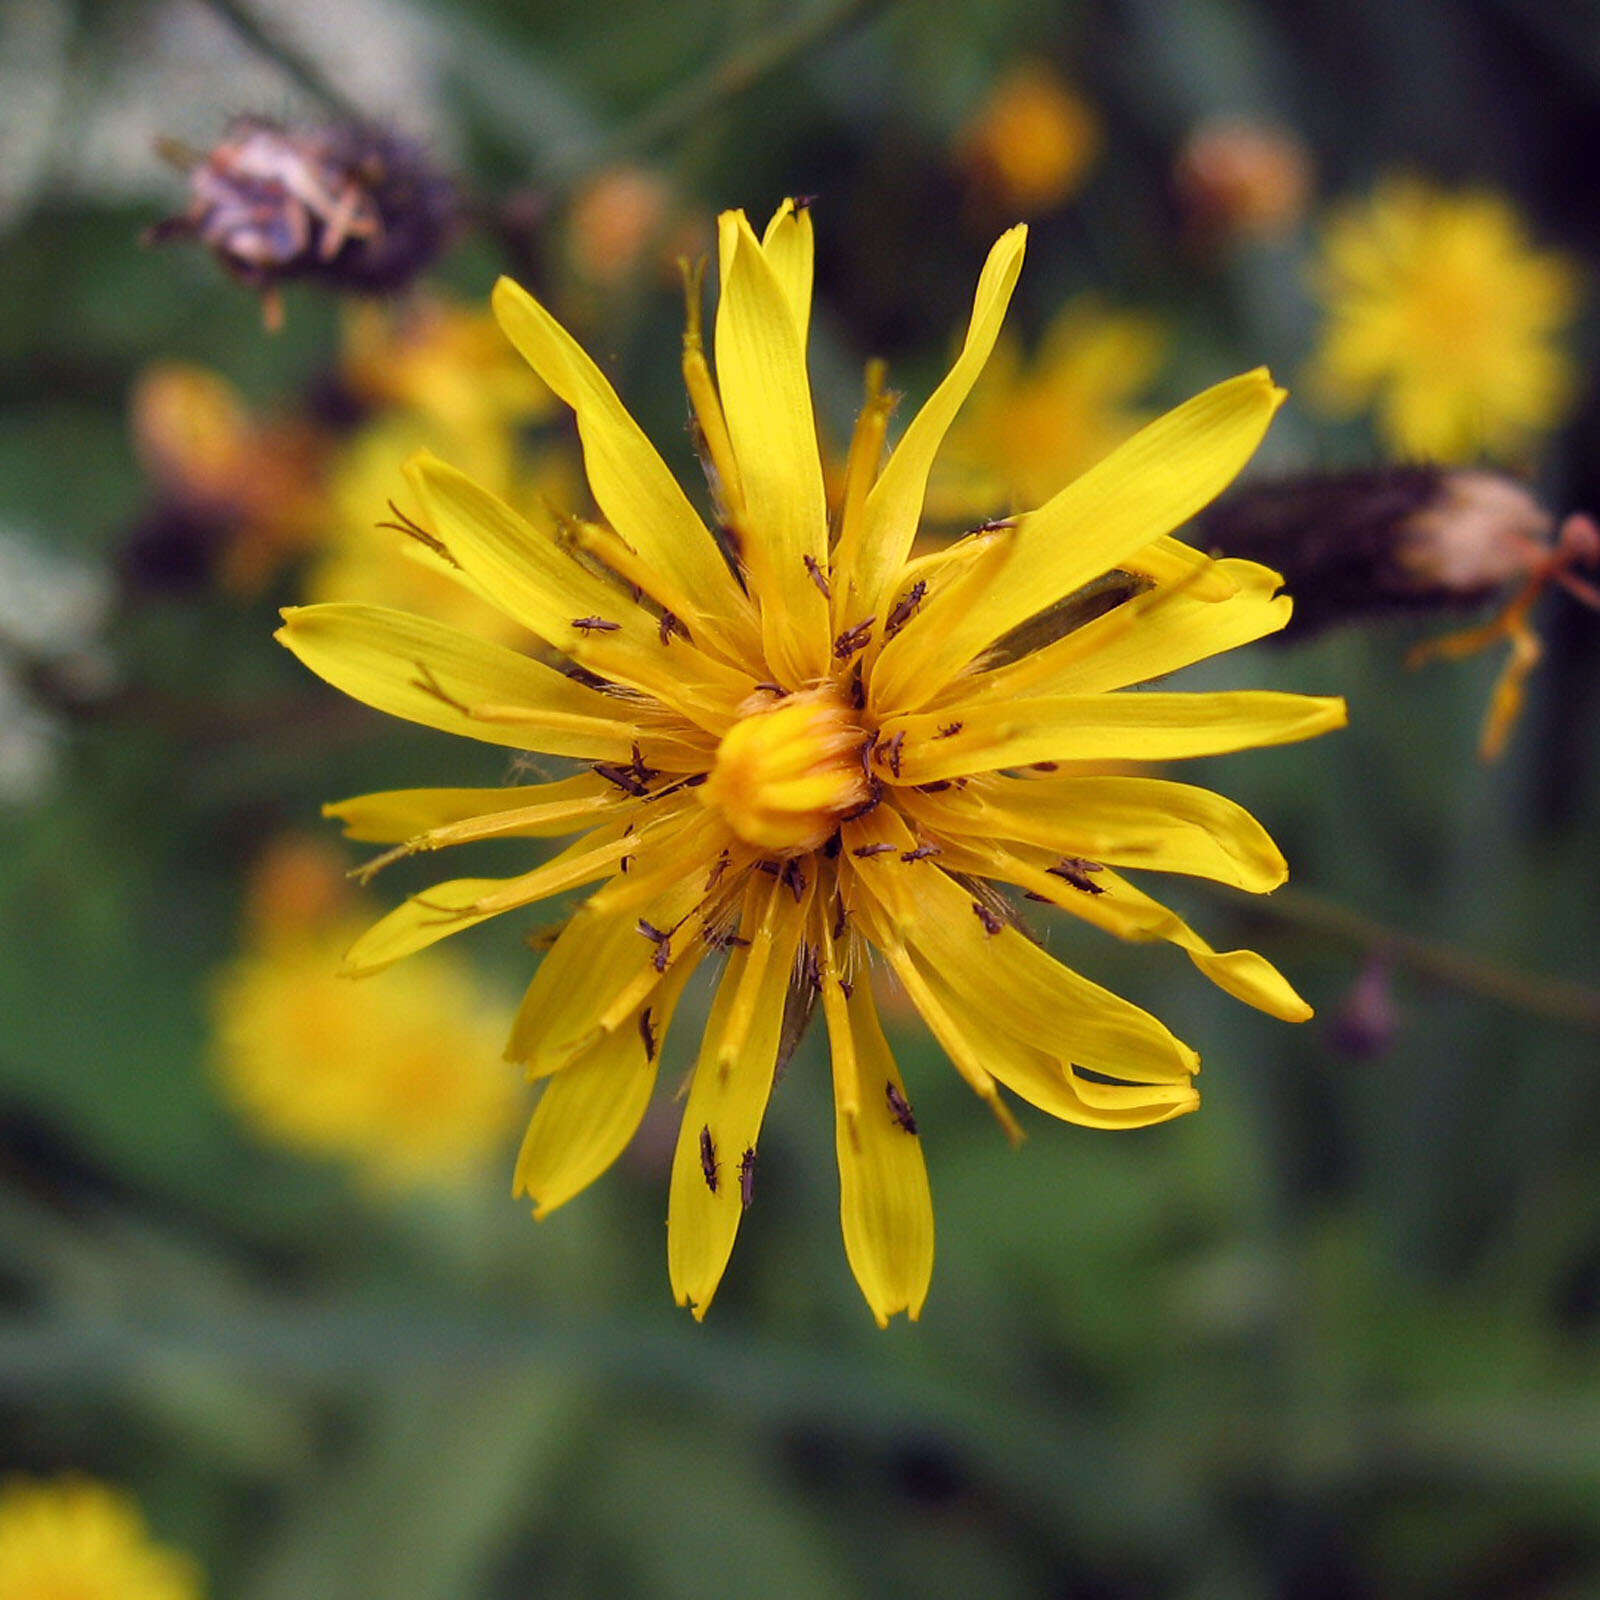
{"left": 1306, "top": 178, "right": 1581, "bottom": 462}
{"left": 0, "top": 1477, "right": 202, "bottom": 1600}
{"left": 212, "top": 839, "right": 518, "bottom": 1190}
{"left": 278, "top": 202, "right": 1345, "bottom": 1324}
{"left": 306, "top": 298, "right": 579, "bottom": 638}
{"left": 958, "top": 62, "right": 1100, "bottom": 215}
{"left": 927, "top": 295, "right": 1165, "bottom": 521}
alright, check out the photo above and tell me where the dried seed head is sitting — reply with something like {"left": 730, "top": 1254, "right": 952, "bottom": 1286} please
{"left": 1199, "top": 465, "right": 1556, "bottom": 634}
{"left": 149, "top": 117, "right": 455, "bottom": 319}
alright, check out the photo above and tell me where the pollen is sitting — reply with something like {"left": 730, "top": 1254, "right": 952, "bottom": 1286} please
{"left": 698, "top": 687, "right": 872, "bottom": 853}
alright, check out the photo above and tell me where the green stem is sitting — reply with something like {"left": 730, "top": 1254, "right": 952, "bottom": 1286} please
{"left": 200, "top": 0, "right": 369, "bottom": 124}
{"left": 554, "top": 0, "right": 893, "bottom": 183}
{"left": 1211, "top": 882, "right": 1600, "bottom": 1032}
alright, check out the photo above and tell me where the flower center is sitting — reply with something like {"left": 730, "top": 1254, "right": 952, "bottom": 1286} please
{"left": 699, "top": 688, "right": 873, "bottom": 853}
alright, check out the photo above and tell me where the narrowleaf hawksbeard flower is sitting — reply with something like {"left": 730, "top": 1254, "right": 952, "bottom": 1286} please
{"left": 0, "top": 1476, "right": 202, "bottom": 1600}
{"left": 277, "top": 201, "right": 1346, "bottom": 1325}
{"left": 1306, "top": 178, "right": 1581, "bottom": 463}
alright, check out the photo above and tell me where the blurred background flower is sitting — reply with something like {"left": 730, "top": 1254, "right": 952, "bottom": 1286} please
{"left": 0, "top": 1476, "right": 203, "bottom": 1600}
{"left": 211, "top": 836, "right": 519, "bottom": 1192}
{"left": 1305, "top": 177, "right": 1582, "bottom": 463}
{"left": 926, "top": 294, "right": 1165, "bottom": 519}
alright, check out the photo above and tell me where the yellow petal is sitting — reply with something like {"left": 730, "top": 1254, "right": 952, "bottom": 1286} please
{"left": 490, "top": 276, "right": 755, "bottom": 652}
{"left": 913, "top": 953, "right": 1200, "bottom": 1128}
{"left": 873, "top": 369, "right": 1286, "bottom": 711}
{"left": 667, "top": 872, "right": 810, "bottom": 1319}
{"left": 955, "top": 558, "right": 1291, "bottom": 704}
{"left": 1120, "top": 535, "right": 1241, "bottom": 600}
{"left": 325, "top": 773, "right": 617, "bottom": 844}
{"left": 828, "top": 978, "right": 935, "bottom": 1326}
{"left": 507, "top": 861, "right": 713, "bottom": 1076}
{"left": 934, "top": 834, "right": 1312, "bottom": 1022}
{"left": 1185, "top": 944, "right": 1312, "bottom": 1021}
{"left": 341, "top": 817, "right": 657, "bottom": 973}
{"left": 714, "top": 210, "right": 831, "bottom": 684}
{"left": 881, "top": 690, "right": 1348, "bottom": 784}
{"left": 407, "top": 453, "right": 750, "bottom": 729}
{"left": 872, "top": 925, "right": 1194, "bottom": 1131}
{"left": 904, "top": 773, "right": 1288, "bottom": 891}
{"left": 846, "top": 809, "right": 1198, "bottom": 1083}
{"left": 847, "top": 225, "right": 1028, "bottom": 614}
{"left": 513, "top": 957, "right": 698, "bottom": 1218}
{"left": 276, "top": 603, "right": 685, "bottom": 764}
{"left": 761, "top": 198, "right": 816, "bottom": 346}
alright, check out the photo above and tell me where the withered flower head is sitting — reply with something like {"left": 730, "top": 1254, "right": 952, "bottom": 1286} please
{"left": 1200, "top": 465, "right": 1600, "bottom": 758}
{"left": 149, "top": 117, "right": 456, "bottom": 324}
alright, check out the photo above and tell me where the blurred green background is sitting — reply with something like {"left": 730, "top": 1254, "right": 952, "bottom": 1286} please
{"left": 3, "top": 0, "right": 1600, "bottom": 1595}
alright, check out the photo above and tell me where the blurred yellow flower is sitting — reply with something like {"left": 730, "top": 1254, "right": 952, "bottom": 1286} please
{"left": 958, "top": 61, "right": 1100, "bottom": 215}
{"left": 0, "top": 1476, "right": 202, "bottom": 1600}
{"left": 1306, "top": 179, "right": 1581, "bottom": 462}
{"left": 130, "top": 363, "right": 325, "bottom": 594}
{"left": 131, "top": 297, "right": 578, "bottom": 626}
{"left": 279, "top": 202, "right": 1343, "bottom": 1324}
{"left": 340, "top": 297, "right": 554, "bottom": 457}
{"left": 308, "top": 298, "right": 580, "bottom": 637}
{"left": 928, "top": 296, "right": 1165, "bottom": 521}
{"left": 213, "top": 838, "right": 518, "bottom": 1190}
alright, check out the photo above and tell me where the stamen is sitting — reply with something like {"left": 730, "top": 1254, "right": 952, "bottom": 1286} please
{"left": 377, "top": 500, "right": 459, "bottom": 568}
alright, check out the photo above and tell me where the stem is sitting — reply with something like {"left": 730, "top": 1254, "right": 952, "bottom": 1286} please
{"left": 200, "top": 0, "right": 369, "bottom": 124}
{"left": 1211, "top": 882, "right": 1600, "bottom": 1032}
{"left": 555, "top": 0, "right": 892, "bottom": 183}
